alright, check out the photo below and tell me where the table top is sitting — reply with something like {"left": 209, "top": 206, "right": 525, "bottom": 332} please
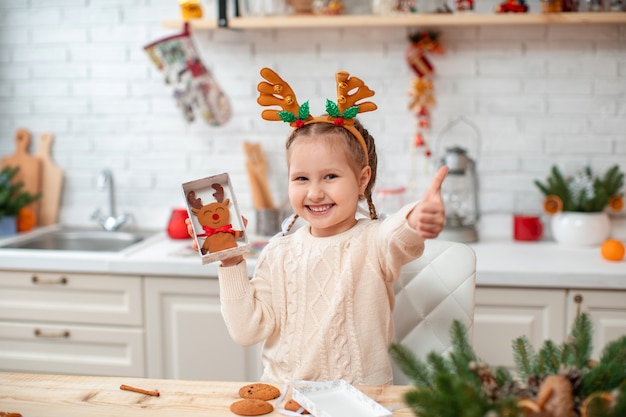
{"left": 0, "top": 372, "right": 414, "bottom": 417}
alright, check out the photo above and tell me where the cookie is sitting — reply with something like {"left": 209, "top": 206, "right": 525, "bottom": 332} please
{"left": 230, "top": 399, "right": 274, "bottom": 416}
{"left": 238, "top": 383, "right": 280, "bottom": 401}
{"left": 284, "top": 399, "right": 309, "bottom": 414}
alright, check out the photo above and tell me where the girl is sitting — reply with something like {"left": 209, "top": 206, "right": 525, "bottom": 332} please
{"left": 188, "top": 69, "right": 448, "bottom": 385}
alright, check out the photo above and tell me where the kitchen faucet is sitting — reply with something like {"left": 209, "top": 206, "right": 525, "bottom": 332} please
{"left": 91, "top": 168, "right": 129, "bottom": 231}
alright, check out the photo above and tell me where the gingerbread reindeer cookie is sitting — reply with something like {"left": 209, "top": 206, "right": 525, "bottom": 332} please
{"left": 187, "top": 183, "right": 244, "bottom": 255}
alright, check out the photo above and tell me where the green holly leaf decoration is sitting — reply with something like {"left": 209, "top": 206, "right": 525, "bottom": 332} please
{"left": 325, "top": 99, "right": 340, "bottom": 117}
{"left": 343, "top": 106, "right": 359, "bottom": 119}
{"left": 278, "top": 111, "right": 297, "bottom": 123}
{"left": 298, "top": 101, "right": 311, "bottom": 120}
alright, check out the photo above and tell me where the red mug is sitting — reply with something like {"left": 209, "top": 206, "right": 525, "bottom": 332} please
{"left": 513, "top": 214, "right": 543, "bottom": 241}
{"left": 167, "top": 208, "right": 191, "bottom": 239}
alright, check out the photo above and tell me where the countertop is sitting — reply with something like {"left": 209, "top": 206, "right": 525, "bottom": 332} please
{"left": 0, "top": 372, "right": 413, "bottom": 416}
{"left": 0, "top": 225, "right": 624, "bottom": 290}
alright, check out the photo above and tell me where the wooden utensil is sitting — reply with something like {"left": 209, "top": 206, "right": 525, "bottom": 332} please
{"left": 1, "top": 129, "right": 41, "bottom": 224}
{"left": 243, "top": 142, "right": 275, "bottom": 209}
{"left": 36, "top": 132, "right": 64, "bottom": 226}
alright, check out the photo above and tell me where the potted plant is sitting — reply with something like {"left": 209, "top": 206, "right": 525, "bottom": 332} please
{"left": 0, "top": 165, "right": 41, "bottom": 236}
{"left": 534, "top": 164, "right": 624, "bottom": 246}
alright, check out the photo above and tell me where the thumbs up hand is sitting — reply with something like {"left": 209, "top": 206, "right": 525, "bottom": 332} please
{"left": 407, "top": 166, "right": 448, "bottom": 239}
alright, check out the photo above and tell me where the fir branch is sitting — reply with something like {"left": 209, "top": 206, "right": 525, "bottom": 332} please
{"left": 494, "top": 367, "right": 514, "bottom": 387}
{"left": 581, "top": 335, "right": 626, "bottom": 397}
{"left": 512, "top": 335, "right": 536, "bottom": 379}
{"left": 427, "top": 351, "right": 451, "bottom": 378}
{"left": 570, "top": 313, "right": 593, "bottom": 369}
{"left": 538, "top": 339, "right": 562, "bottom": 375}
{"left": 389, "top": 342, "right": 433, "bottom": 388}
{"left": 448, "top": 320, "right": 477, "bottom": 374}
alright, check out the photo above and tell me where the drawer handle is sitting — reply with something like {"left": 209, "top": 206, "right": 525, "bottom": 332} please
{"left": 34, "top": 328, "right": 71, "bottom": 338}
{"left": 574, "top": 294, "right": 583, "bottom": 317}
{"left": 32, "top": 275, "right": 68, "bottom": 285}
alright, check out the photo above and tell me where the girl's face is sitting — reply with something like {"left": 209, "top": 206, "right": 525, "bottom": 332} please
{"left": 287, "top": 134, "right": 371, "bottom": 238}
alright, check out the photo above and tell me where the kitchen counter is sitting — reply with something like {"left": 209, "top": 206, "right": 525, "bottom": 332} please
{"left": 0, "top": 227, "right": 624, "bottom": 289}
{"left": 0, "top": 372, "right": 413, "bottom": 417}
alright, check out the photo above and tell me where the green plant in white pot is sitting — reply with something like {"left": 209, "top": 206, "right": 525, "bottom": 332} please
{"left": 534, "top": 164, "right": 624, "bottom": 246}
{"left": 0, "top": 165, "right": 41, "bottom": 236}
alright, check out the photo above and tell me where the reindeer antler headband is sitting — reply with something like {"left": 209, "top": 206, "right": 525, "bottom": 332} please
{"left": 257, "top": 68, "right": 377, "bottom": 159}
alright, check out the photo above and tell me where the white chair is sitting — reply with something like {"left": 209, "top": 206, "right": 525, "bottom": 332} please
{"left": 392, "top": 239, "right": 477, "bottom": 385}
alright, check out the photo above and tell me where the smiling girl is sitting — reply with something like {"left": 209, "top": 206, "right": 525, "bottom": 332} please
{"left": 189, "top": 68, "right": 447, "bottom": 385}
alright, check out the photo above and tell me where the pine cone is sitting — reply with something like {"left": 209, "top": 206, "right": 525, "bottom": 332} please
{"left": 525, "top": 374, "right": 547, "bottom": 398}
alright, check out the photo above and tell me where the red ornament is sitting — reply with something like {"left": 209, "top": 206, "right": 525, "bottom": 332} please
{"left": 414, "top": 133, "right": 425, "bottom": 147}
{"left": 333, "top": 117, "right": 345, "bottom": 126}
{"left": 295, "top": 119, "right": 305, "bottom": 128}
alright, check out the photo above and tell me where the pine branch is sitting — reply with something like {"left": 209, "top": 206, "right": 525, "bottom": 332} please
{"left": 538, "top": 339, "right": 562, "bottom": 374}
{"left": 494, "top": 367, "right": 514, "bottom": 387}
{"left": 448, "top": 320, "right": 477, "bottom": 375}
{"left": 512, "top": 335, "right": 536, "bottom": 379}
{"left": 581, "top": 335, "right": 626, "bottom": 397}
{"left": 389, "top": 342, "right": 433, "bottom": 388}
{"left": 570, "top": 313, "right": 593, "bottom": 369}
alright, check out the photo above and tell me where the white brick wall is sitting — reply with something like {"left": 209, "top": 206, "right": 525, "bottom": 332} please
{"left": 0, "top": 0, "right": 624, "bottom": 237}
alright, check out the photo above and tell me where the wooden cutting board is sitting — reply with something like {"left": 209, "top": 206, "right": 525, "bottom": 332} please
{"left": 36, "top": 132, "right": 64, "bottom": 226}
{"left": 1, "top": 129, "right": 41, "bottom": 223}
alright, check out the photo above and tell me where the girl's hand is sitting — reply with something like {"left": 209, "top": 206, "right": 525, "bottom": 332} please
{"left": 185, "top": 218, "right": 199, "bottom": 252}
{"left": 408, "top": 166, "right": 448, "bottom": 239}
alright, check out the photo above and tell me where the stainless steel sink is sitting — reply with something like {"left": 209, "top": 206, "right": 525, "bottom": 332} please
{"left": 0, "top": 226, "right": 157, "bottom": 252}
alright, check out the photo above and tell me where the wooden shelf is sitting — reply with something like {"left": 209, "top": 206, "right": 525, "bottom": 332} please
{"left": 162, "top": 12, "right": 626, "bottom": 30}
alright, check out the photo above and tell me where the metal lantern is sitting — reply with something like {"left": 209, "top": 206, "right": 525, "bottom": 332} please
{"left": 436, "top": 117, "right": 481, "bottom": 243}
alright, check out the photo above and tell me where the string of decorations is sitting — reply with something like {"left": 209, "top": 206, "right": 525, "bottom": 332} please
{"left": 405, "top": 31, "right": 444, "bottom": 193}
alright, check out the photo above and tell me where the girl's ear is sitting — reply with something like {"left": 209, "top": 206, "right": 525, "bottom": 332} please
{"left": 358, "top": 166, "right": 371, "bottom": 195}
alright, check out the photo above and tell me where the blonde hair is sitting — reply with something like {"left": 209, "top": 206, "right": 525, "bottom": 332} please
{"left": 284, "top": 119, "right": 379, "bottom": 232}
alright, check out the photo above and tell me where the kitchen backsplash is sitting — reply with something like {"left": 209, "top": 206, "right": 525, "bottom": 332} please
{"left": 0, "top": 0, "right": 624, "bottom": 237}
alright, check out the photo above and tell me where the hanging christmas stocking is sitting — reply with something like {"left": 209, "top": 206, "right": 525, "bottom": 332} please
{"left": 144, "top": 22, "right": 231, "bottom": 126}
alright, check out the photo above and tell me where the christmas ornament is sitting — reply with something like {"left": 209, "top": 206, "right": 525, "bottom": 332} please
{"left": 494, "top": 0, "right": 529, "bottom": 12}
{"left": 405, "top": 31, "right": 444, "bottom": 194}
{"left": 144, "top": 23, "right": 231, "bottom": 126}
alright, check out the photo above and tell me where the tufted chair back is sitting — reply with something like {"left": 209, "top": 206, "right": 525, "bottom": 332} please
{"left": 391, "top": 239, "right": 476, "bottom": 385}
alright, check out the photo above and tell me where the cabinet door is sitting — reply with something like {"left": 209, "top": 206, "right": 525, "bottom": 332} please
{"left": 566, "top": 289, "right": 626, "bottom": 360}
{"left": 0, "top": 271, "right": 142, "bottom": 325}
{"left": 0, "top": 321, "right": 144, "bottom": 377}
{"left": 145, "top": 277, "right": 261, "bottom": 381}
{"left": 474, "top": 287, "right": 566, "bottom": 370}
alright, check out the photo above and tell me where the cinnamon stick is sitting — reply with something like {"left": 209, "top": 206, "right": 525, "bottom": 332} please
{"left": 120, "top": 384, "right": 160, "bottom": 397}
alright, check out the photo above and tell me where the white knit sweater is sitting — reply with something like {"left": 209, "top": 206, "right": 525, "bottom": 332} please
{"left": 217, "top": 204, "right": 424, "bottom": 385}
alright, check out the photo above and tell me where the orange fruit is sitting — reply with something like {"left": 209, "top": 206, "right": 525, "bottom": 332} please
{"left": 600, "top": 239, "right": 625, "bottom": 262}
{"left": 608, "top": 195, "right": 623, "bottom": 212}
{"left": 17, "top": 207, "right": 36, "bottom": 233}
{"left": 543, "top": 195, "right": 563, "bottom": 215}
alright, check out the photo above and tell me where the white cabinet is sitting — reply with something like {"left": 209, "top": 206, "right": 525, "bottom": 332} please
{"left": 0, "top": 271, "right": 145, "bottom": 377}
{"left": 473, "top": 287, "right": 566, "bottom": 370}
{"left": 144, "top": 277, "right": 261, "bottom": 381}
{"left": 474, "top": 286, "right": 626, "bottom": 370}
{"left": 566, "top": 289, "right": 626, "bottom": 360}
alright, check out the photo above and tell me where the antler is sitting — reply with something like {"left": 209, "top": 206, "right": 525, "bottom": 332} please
{"left": 335, "top": 71, "right": 377, "bottom": 115}
{"left": 211, "top": 183, "right": 224, "bottom": 203}
{"left": 187, "top": 191, "right": 202, "bottom": 209}
{"left": 257, "top": 68, "right": 307, "bottom": 123}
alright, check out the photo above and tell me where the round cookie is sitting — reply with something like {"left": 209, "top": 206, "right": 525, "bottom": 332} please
{"left": 284, "top": 398, "right": 310, "bottom": 414}
{"left": 238, "top": 383, "right": 280, "bottom": 401}
{"left": 230, "top": 399, "right": 274, "bottom": 416}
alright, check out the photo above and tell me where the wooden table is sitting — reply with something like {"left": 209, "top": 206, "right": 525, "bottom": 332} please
{"left": 0, "top": 372, "right": 414, "bottom": 416}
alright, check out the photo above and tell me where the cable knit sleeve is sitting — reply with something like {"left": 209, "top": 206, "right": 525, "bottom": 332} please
{"left": 376, "top": 202, "right": 425, "bottom": 282}
{"left": 218, "top": 255, "right": 275, "bottom": 346}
